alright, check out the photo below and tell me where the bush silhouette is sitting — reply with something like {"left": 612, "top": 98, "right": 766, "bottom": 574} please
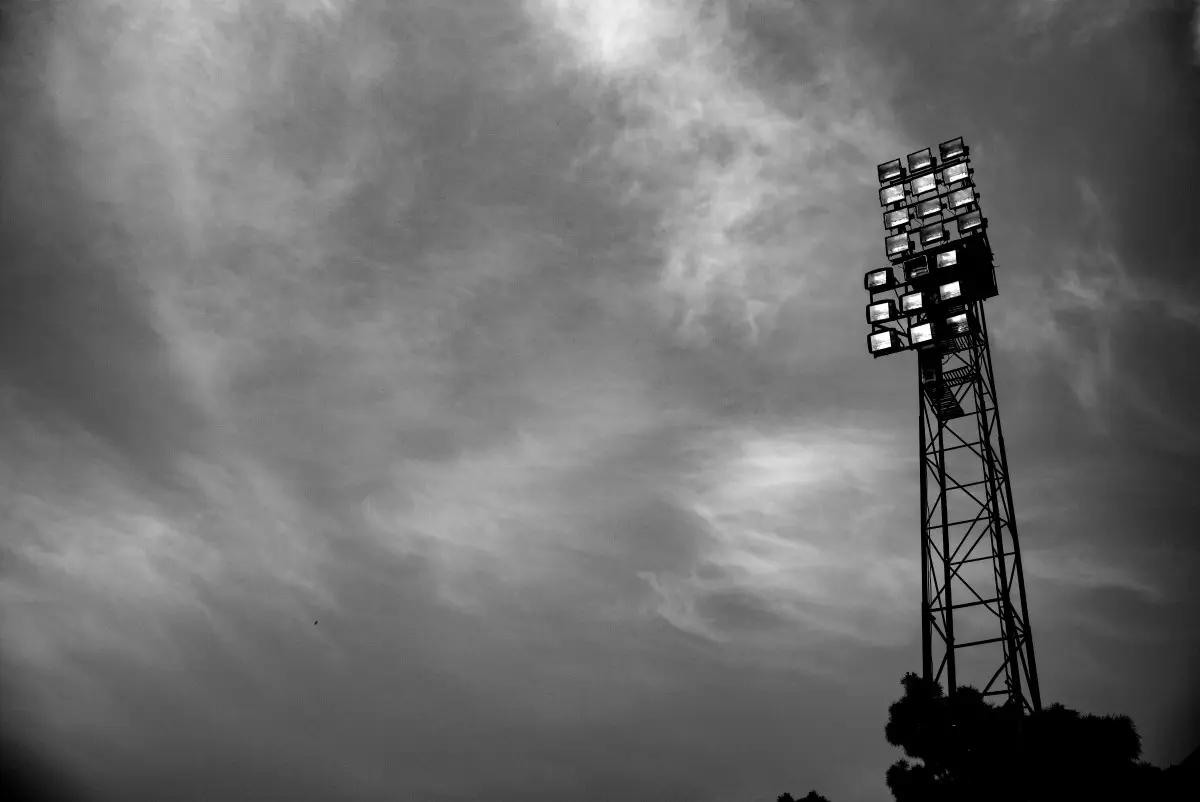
{"left": 882, "top": 671, "right": 1189, "bottom": 801}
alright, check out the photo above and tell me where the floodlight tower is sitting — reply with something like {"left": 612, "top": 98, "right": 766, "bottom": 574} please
{"left": 865, "top": 138, "right": 1042, "bottom": 715}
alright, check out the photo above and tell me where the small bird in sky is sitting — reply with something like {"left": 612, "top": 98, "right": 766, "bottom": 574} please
{"left": 314, "top": 620, "right": 318, "bottom": 625}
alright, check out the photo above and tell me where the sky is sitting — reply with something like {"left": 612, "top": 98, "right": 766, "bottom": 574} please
{"left": 1, "top": 1, "right": 1198, "bottom": 800}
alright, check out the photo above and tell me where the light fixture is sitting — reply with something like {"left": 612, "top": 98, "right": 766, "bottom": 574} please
{"left": 878, "top": 159, "right": 903, "bottom": 184}
{"left": 880, "top": 185, "right": 905, "bottom": 205}
{"left": 948, "top": 187, "right": 976, "bottom": 210}
{"left": 901, "top": 291, "right": 924, "bottom": 313}
{"left": 936, "top": 249, "right": 958, "bottom": 270}
{"left": 868, "top": 329, "right": 903, "bottom": 356}
{"left": 939, "top": 137, "right": 966, "bottom": 163}
{"left": 957, "top": 209, "right": 984, "bottom": 233}
{"left": 920, "top": 222, "right": 947, "bottom": 246}
{"left": 904, "top": 254, "right": 929, "bottom": 282}
{"left": 865, "top": 268, "right": 895, "bottom": 290}
{"left": 867, "top": 300, "right": 897, "bottom": 323}
{"left": 886, "top": 233, "right": 911, "bottom": 258}
{"left": 907, "top": 148, "right": 934, "bottom": 174}
{"left": 942, "top": 162, "right": 969, "bottom": 185}
{"left": 884, "top": 208, "right": 910, "bottom": 229}
{"left": 916, "top": 198, "right": 942, "bottom": 219}
{"left": 939, "top": 281, "right": 962, "bottom": 301}
{"left": 910, "top": 173, "right": 936, "bottom": 196}
{"left": 910, "top": 322, "right": 934, "bottom": 346}
{"left": 946, "top": 312, "right": 970, "bottom": 335}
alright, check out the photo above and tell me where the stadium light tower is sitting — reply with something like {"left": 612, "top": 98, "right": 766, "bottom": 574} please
{"left": 866, "top": 138, "right": 1042, "bottom": 715}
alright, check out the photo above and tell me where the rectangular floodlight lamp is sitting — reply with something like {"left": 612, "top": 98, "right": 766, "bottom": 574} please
{"left": 886, "top": 233, "right": 911, "bottom": 258}
{"left": 867, "top": 300, "right": 897, "bottom": 323}
{"left": 900, "top": 291, "right": 924, "bottom": 313}
{"left": 957, "top": 209, "right": 984, "bottom": 233}
{"left": 916, "top": 198, "right": 942, "bottom": 219}
{"left": 920, "top": 222, "right": 947, "bottom": 246}
{"left": 936, "top": 249, "right": 958, "bottom": 269}
{"left": 942, "top": 162, "right": 969, "bottom": 185}
{"left": 878, "top": 159, "right": 903, "bottom": 184}
{"left": 939, "top": 137, "right": 966, "bottom": 162}
{"left": 884, "top": 208, "right": 910, "bottom": 229}
{"left": 948, "top": 186, "right": 976, "bottom": 210}
{"left": 910, "top": 322, "right": 934, "bottom": 345}
{"left": 946, "top": 312, "right": 970, "bottom": 335}
{"left": 869, "top": 329, "right": 902, "bottom": 356}
{"left": 939, "top": 281, "right": 962, "bottom": 301}
{"left": 880, "top": 184, "right": 906, "bottom": 205}
{"left": 910, "top": 173, "right": 937, "bottom": 196}
{"left": 904, "top": 254, "right": 929, "bottom": 281}
{"left": 865, "top": 268, "right": 894, "bottom": 290}
{"left": 907, "top": 148, "right": 934, "bottom": 173}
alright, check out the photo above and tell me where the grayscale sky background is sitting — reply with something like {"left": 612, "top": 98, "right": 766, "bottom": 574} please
{"left": 2, "top": 1, "right": 1199, "bottom": 800}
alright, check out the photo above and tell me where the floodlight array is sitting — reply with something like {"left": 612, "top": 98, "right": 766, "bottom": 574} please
{"left": 865, "top": 137, "right": 1000, "bottom": 358}
{"left": 875, "top": 136, "right": 984, "bottom": 265}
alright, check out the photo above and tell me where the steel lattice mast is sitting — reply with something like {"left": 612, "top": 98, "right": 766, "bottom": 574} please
{"left": 865, "top": 138, "right": 1041, "bottom": 714}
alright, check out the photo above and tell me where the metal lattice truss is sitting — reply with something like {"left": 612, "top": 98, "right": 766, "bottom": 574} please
{"left": 918, "top": 302, "right": 1042, "bottom": 714}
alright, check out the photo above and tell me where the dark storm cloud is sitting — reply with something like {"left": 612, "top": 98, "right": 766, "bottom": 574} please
{"left": 2, "top": 1, "right": 1198, "bottom": 801}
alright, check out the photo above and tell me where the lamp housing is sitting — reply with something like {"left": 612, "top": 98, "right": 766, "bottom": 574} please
{"left": 880, "top": 184, "right": 905, "bottom": 206}
{"left": 903, "top": 254, "right": 929, "bottom": 282}
{"left": 910, "top": 173, "right": 937, "bottom": 196}
{"left": 886, "top": 232, "right": 912, "bottom": 260}
{"left": 920, "top": 222, "right": 948, "bottom": 246}
{"left": 907, "top": 148, "right": 935, "bottom": 174}
{"left": 957, "top": 208, "right": 985, "bottom": 234}
{"left": 878, "top": 159, "right": 903, "bottom": 184}
{"left": 884, "top": 208, "right": 910, "bottom": 230}
{"left": 867, "top": 299, "right": 899, "bottom": 323}
{"left": 868, "top": 328, "right": 905, "bottom": 358}
{"left": 865, "top": 268, "right": 896, "bottom": 291}
{"left": 939, "top": 137, "right": 966, "bottom": 163}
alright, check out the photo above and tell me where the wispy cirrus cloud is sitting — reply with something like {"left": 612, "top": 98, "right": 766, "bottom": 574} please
{"left": 639, "top": 423, "right": 915, "bottom": 658}
{"left": 527, "top": 0, "right": 906, "bottom": 349}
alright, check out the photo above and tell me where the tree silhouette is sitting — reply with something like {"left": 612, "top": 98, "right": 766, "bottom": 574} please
{"left": 777, "top": 790, "right": 831, "bottom": 802}
{"left": 882, "top": 671, "right": 1185, "bottom": 801}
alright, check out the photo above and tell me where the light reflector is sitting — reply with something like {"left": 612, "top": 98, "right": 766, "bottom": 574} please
{"left": 869, "top": 330, "right": 899, "bottom": 354}
{"left": 866, "top": 269, "right": 892, "bottom": 289}
{"left": 916, "top": 198, "right": 941, "bottom": 219}
{"left": 936, "top": 250, "right": 958, "bottom": 269}
{"left": 904, "top": 255, "right": 929, "bottom": 281}
{"left": 957, "top": 209, "right": 984, "bottom": 233}
{"left": 942, "top": 162, "right": 969, "bottom": 185}
{"left": 880, "top": 185, "right": 905, "bottom": 205}
{"left": 939, "top": 281, "right": 962, "bottom": 301}
{"left": 910, "top": 174, "right": 936, "bottom": 196}
{"left": 886, "top": 233, "right": 911, "bottom": 258}
{"left": 901, "top": 292, "right": 924, "bottom": 313}
{"left": 907, "top": 148, "right": 934, "bottom": 173}
{"left": 868, "top": 300, "right": 896, "bottom": 322}
{"left": 910, "top": 322, "right": 933, "bottom": 345}
{"left": 939, "top": 137, "right": 966, "bottom": 162}
{"left": 948, "top": 186, "right": 976, "bottom": 210}
{"left": 878, "top": 159, "right": 903, "bottom": 184}
{"left": 946, "top": 312, "right": 969, "bottom": 335}
{"left": 884, "top": 208, "right": 910, "bottom": 229}
{"left": 920, "top": 223, "right": 947, "bottom": 246}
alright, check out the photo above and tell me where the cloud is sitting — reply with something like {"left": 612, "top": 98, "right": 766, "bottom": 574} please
{"left": 1194, "top": 0, "right": 1200, "bottom": 64}
{"left": 527, "top": 0, "right": 907, "bottom": 349}
{"left": 990, "top": 178, "right": 1200, "bottom": 428}
{"left": 638, "top": 422, "right": 917, "bottom": 657}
